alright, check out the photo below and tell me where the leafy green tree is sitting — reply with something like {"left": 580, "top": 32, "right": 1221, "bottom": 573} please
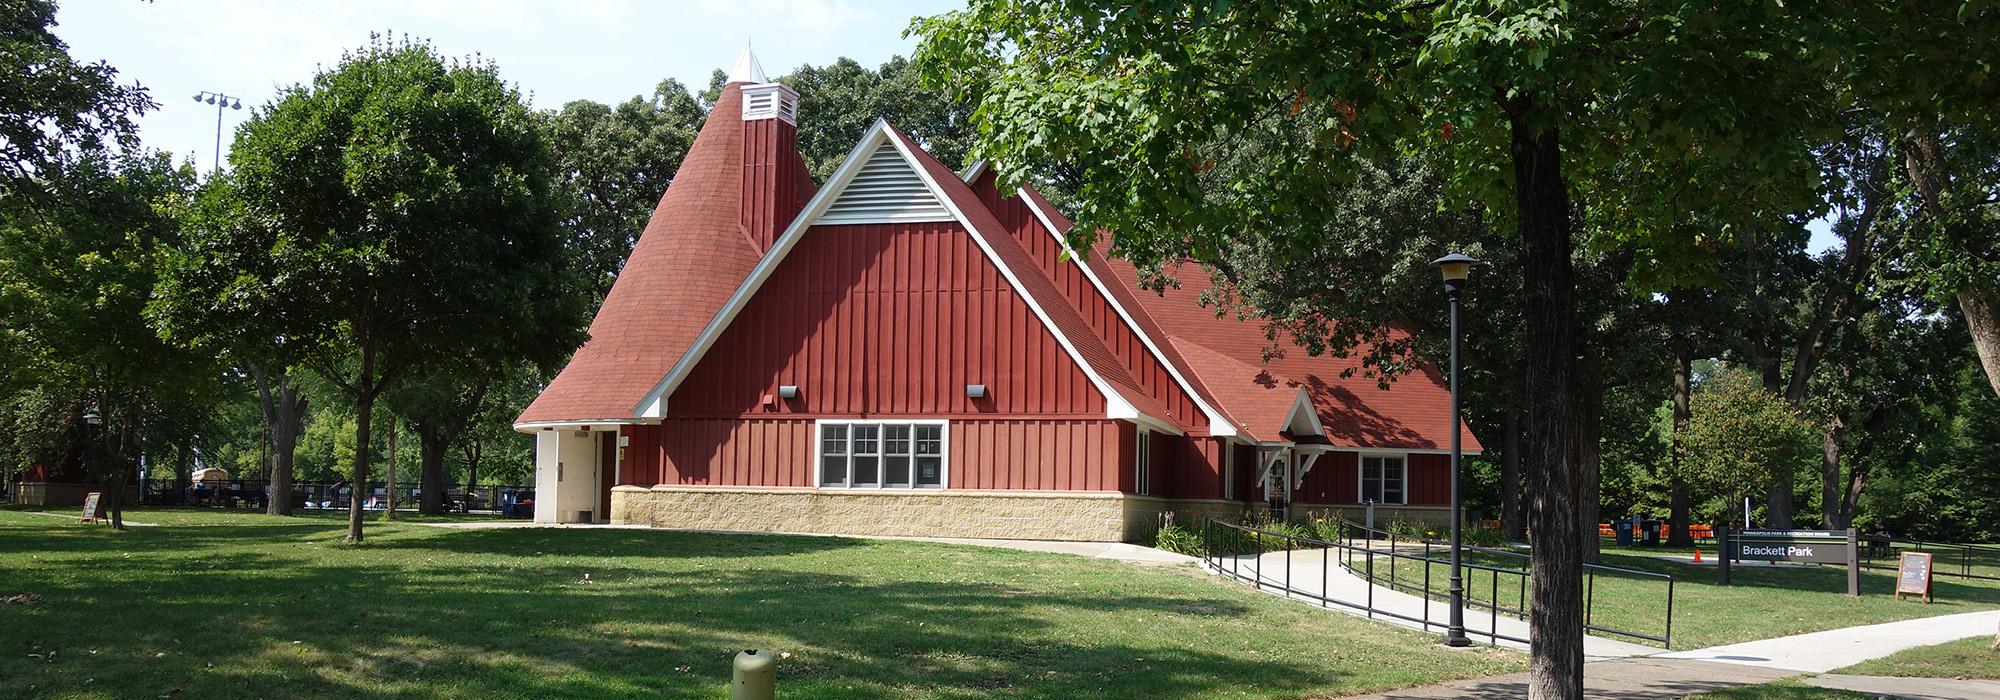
{"left": 151, "top": 37, "right": 586, "bottom": 541}
{"left": 0, "top": 0, "right": 152, "bottom": 195}
{"left": 914, "top": 5, "right": 1832, "bottom": 688}
{"left": 1680, "top": 368, "right": 1819, "bottom": 528}
{"left": 785, "top": 56, "right": 975, "bottom": 181}
{"left": 547, "top": 80, "right": 706, "bottom": 301}
{"left": 0, "top": 150, "right": 213, "bottom": 527}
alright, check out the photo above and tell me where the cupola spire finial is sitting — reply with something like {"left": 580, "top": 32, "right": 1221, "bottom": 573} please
{"left": 728, "top": 41, "right": 768, "bottom": 84}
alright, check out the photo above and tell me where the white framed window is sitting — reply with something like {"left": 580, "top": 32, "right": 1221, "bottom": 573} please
{"left": 1359, "top": 454, "right": 1407, "bottom": 505}
{"left": 1135, "top": 429, "right": 1153, "bottom": 496}
{"left": 815, "top": 420, "right": 946, "bottom": 488}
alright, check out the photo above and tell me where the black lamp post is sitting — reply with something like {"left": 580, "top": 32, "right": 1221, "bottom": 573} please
{"left": 1433, "top": 252, "right": 1476, "bottom": 647}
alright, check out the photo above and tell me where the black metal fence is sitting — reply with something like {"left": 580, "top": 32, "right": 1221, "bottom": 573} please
{"left": 1333, "top": 517, "right": 1674, "bottom": 648}
{"left": 1200, "top": 515, "right": 1675, "bottom": 649}
{"left": 139, "top": 480, "right": 534, "bottom": 516}
{"left": 1855, "top": 536, "right": 2000, "bottom": 581}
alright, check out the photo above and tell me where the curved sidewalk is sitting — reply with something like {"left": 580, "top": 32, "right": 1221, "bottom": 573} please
{"left": 1209, "top": 549, "right": 1660, "bottom": 658}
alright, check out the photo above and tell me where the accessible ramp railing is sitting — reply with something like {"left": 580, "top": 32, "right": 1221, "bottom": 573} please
{"left": 1199, "top": 516, "right": 1676, "bottom": 649}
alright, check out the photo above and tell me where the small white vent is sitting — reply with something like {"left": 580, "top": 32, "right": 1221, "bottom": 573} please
{"left": 817, "top": 142, "right": 952, "bottom": 224}
{"left": 741, "top": 83, "right": 798, "bottom": 125}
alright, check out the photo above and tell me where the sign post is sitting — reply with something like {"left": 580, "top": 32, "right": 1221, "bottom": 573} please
{"left": 1896, "top": 552, "right": 1934, "bottom": 603}
{"left": 1716, "top": 522, "right": 1732, "bottom": 585}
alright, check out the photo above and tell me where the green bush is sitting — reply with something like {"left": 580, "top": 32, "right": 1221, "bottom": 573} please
{"left": 1461, "top": 526, "right": 1507, "bottom": 548}
{"left": 1153, "top": 520, "right": 1203, "bottom": 555}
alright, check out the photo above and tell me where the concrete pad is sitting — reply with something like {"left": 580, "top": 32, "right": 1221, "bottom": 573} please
{"left": 1341, "top": 658, "right": 1790, "bottom": 699}
{"left": 1805, "top": 674, "right": 2000, "bottom": 700}
{"left": 1659, "top": 610, "right": 2000, "bottom": 673}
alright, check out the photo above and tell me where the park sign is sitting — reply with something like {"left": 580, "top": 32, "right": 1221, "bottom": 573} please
{"left": 1717, "top": 527, "right": 1860, "bottom": 596}
{"left": 1733, "top": 529, "right": 1851, "bottom": 563}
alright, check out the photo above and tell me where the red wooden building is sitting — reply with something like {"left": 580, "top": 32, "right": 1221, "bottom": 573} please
{"left": 516, "top": 49, "right": 1479, "bottom": 540}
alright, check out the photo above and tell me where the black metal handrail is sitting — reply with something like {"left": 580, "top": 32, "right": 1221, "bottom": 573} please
{"left": 1326, "top": 516, "right": 1675, "bottom": 648}
{"left": 1202, "top": 516, "right": 1530, "bottom": 646}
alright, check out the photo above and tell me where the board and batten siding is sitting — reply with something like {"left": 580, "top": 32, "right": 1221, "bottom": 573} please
{"left": 618, "top": 418, "right": 1128, "bottom": 492}
{"left": 1297, "top": 451, "right": 1449, "bottom": 506}
{"left": 972, "top": 172, "right": 1207, "bottom": 429}
{"left": 667, "top": 220, "right": 1107, "bottom": 419}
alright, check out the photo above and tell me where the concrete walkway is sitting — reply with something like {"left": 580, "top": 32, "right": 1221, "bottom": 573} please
{"left": 1805, "top": 673, "right": 2000, "bottom": 699}
{"left": 1210, "top": 549, "right": 1661, "bottom": 658}
{"left": 1658, "top": 609, "right": 2000, "bottom": 673}
{"left": 410, "top": 520, "right": 1199, "bottom": 565}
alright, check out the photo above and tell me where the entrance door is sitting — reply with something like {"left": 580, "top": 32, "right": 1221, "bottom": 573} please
{"left": 597, "top": 431, "right": 616, "bottom": 522}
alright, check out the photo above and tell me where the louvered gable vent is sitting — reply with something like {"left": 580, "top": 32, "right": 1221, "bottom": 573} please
{"left": 817, "top": 141, "right": 951, "bottom": 224}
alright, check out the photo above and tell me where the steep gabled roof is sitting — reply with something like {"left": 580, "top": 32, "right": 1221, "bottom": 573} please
{"left": 517, "top": 83, "right": 816, "bottom": 427}
{"left": 629, "top": 120, "right": 1182, "bottom": 432}
{"left": 1006, "top": 183, "right": 1478, "bottom": 451}
{"left": 1105, "top": 258, "right": 1480, "bottom": 451}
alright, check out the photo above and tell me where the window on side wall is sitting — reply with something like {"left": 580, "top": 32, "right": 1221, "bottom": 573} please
{"left": 1360, "top": 454, "right": 1407, "bottom": 505}
{"left": 817, "top": 421, "right": 945, "bottom": 489}
{"left": 1135, "top": 429, "right": 1152, "bottom": 496}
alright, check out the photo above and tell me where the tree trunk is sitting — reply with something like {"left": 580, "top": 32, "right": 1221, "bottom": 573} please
{"left": 1577, "top": 367, "right": 1604, "bottom": 564}
{"left": 1501, "top": 406, "right": 1525, "bottom": 540}
{"left": 1820, "top": 416, "right": 1845, "bottom": 529}
{"left": 346, "top": 348, "right": 376, "bottom": 543}
{"left": 419, "top": 427, "right": 448, "bottom": 515}
{"left": 1767, "top": 452, "right": 1795, "bottom": 528}
{"left": 462, "top": 439, "right": 481, "bottom": 514}
{"left": 1961, "top": 284, "right": 2000, "bottom": 399}
{"left": 107, "top": 470, "right": 126, "bottom": 531}
{"left": 251, "top": 364, "right": 308, "bottom": 517}
{"left": 1509, "top": 108, "right": 1584, "bottom": 700}
{"left": 384, "top": 414, "right": 398, "bottom": 521}
{"left": 1667, "top": 351, "right": 1694, "bottom": 547}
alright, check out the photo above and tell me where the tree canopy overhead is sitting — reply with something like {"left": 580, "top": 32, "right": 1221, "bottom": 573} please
{"left": 151, "top": 35, "right": 586, "bottom": 541}
{"left": 914, "top": 3, "right": 1853, "bottom": 695}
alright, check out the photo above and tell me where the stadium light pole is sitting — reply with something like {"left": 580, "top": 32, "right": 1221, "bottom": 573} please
{"left": 192, "top": 91, "right": 244, "bottom": 172}
{"left": 1433, "top": 252, "right": 1477, "bottom": 648}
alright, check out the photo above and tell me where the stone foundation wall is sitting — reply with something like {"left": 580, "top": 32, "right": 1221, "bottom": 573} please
{"left": 625, "top": 487, "right": 1238, "bottom": 542}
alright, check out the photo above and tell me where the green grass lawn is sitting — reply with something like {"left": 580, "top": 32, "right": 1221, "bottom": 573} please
{"left": 1834, "top": 635, "right": 2000, "bottom": 678}
{"left": 1342, "top": 540, "right": 2000, "bottom": 650}
{"left": 0, "top": 508, "right": 1520, "bottom": 699}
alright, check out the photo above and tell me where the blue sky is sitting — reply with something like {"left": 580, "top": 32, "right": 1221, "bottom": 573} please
{"left": 54, "top": 0, "right": 1837, "bottom": 253}
{"left": 55, "top": 0, "right": 959, "bottom": 172}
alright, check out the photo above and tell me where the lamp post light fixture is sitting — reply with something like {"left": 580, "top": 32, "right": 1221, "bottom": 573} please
{"left": 1432, "top": 252, "right": 1476, "bottom": 648}
{"left": 192, "top": 90, "right": 245, "bottom": 172}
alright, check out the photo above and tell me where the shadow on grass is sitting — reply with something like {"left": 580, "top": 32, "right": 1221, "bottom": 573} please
{"left": 0, "top": 520, "right": 1467, "bottom": 699}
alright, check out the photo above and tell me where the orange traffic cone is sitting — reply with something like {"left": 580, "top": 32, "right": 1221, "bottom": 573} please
{"left": 1694, "top": 547, "right": 1703, "bottom": 564}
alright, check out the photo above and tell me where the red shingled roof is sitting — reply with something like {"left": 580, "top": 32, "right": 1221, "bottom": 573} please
{"left": 517, "top": 83, "right": 816, "bottom": 425}
{"left": 1021, "top": 192, "right": 1479, "bottom": 452}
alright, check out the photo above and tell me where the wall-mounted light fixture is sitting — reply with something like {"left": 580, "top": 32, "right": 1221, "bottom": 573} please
{"left": 778, "top": 385, "right": 801, "bottom": 399}
{"left": 965, "top": 384, "right": 988, "bottom": 399}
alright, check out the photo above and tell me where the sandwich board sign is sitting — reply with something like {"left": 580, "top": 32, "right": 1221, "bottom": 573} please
{"left": 80, "top": 492, "right": 105, "bottom": 523}
{"left": 1896, "top": 552, "right": 1934, "bottom": 603}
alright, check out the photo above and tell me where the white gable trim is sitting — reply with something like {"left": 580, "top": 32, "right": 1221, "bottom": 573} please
{"left": 632, "top": 120, "right": 1143, "bottom": 425}
{"left": 1014, "top": 188, "right": 1240, "bottom": 438}
{"left": 1283, "top": 387, "right": 1324, "bottom": 437}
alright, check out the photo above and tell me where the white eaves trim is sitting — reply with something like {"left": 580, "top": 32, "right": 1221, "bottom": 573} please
{"left": 1014, "top": 187, "right": 1240, "bottom": 438}
{"left": 1283, "top": 387, "right": 1324, "bottom": 437}
{"left": 632, "top": 120, "right": 1143, "bottom": 426}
